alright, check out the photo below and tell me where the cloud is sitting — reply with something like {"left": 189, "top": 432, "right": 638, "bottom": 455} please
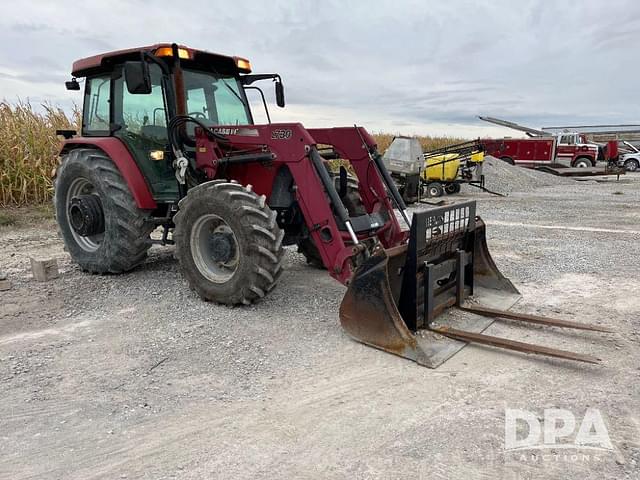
{"left": 1, "top": 0, "right": 638, "bottom": 137}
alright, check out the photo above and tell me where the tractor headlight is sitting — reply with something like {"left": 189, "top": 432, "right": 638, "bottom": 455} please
{"left": 149, "top": 150, "right": 165, "bottom": 161}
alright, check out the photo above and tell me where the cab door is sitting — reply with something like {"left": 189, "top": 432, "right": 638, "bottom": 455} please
{"left": 112, "top": 63, "right": 179, "bottom": 202}
{"left": 555, "top": 134, "right": 576, "bottom": 166}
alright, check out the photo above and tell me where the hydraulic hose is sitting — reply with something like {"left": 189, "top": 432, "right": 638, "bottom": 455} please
{"left": 309, "top": 148, "right": 359, "bottom": 245}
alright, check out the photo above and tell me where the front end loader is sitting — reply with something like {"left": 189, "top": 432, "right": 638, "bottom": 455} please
{"left": 55, "top": 43, "right": 611, "bottom": 369}
{"left": 340, "top": 203, "right": 611, "bottom": 367}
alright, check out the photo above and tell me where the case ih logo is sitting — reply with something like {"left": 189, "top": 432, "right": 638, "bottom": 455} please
{"left": 271, "top": 129, "right": 293, "bottom": 140}
{"left": 212, "top": 127, "right": 260, "bottom": 137}
{"left": 213, "top": 127, "right": 239, "bottom": 136}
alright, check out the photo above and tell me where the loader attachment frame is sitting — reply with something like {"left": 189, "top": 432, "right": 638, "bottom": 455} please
{"left": 339, "top": 201, "right": 611, "bottom": 367}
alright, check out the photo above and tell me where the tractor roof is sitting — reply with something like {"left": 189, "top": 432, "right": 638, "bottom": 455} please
{"left": 71, "top": 43, "right": 250, "bottom": 77}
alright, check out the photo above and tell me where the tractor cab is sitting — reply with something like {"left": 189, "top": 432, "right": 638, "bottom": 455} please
{"left": 67, "top": 43, "right": 283, "bottom": 202}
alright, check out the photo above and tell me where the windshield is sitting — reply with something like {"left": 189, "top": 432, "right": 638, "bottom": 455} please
{"left": 182, "top": 69, "right": 252, "bottom": 125}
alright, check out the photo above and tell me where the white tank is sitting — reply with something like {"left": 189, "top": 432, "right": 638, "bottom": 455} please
{"left": 382, "top": 136, "right": 423, "bottom": 175}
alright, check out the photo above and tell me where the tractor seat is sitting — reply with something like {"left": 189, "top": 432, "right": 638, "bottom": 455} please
{"left": 140, "top": 125, "right": 168, "bottom": 141}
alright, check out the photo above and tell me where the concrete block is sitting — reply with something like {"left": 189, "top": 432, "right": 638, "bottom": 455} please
{"left": 30, "top": 257, "right": 59, "bottom": 282}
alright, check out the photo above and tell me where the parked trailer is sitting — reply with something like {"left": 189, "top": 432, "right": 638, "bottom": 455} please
{"left": 537, "top": 141, "right": 624, "bottom": 176}
{"left": 382, "top": 137, "right": 488, "bottom": 203}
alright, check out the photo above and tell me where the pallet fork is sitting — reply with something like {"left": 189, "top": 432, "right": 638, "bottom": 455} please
{"left": 339, "top": 201, "right": 612, "bottom": 367}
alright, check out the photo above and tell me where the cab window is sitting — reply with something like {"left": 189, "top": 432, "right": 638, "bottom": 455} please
{"left": 83, "top": 75, "right": 111, "bottom": 134}
{"left": 183, "top": 69, "right": 251, "bottom": 126}
{"left": 114, "top": 64, "right": 167, "bottom": 141}
{"left": 559, "top": 135, "right": 575, "bottom": 145}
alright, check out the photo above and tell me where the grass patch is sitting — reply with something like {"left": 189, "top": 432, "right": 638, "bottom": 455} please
{"left": 0, "top": 205, "right": 55, "bottom": 228}
{"left": 33, "top": 203, "right": 54, "bottom": 218}
{"left": 0, "top": 211, "right": 17, "bottom": 226}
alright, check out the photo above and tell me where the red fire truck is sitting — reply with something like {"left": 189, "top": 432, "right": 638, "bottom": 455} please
{"left": 481, "top": 133, "right": 599, "bottom": 168}
{"left": 478, "top": 117, "right": 599, "bottom": 168}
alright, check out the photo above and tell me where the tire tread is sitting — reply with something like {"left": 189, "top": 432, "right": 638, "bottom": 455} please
{"left": 173, "top": 180, "right": 284, "bottom": 305}
{"left": 54, "top": 148, "right": 154, "bottom": 274}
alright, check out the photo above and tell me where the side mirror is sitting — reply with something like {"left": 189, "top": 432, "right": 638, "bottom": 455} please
{"left": 65, "top": 78, "right": 80, "bottom": 91}
{"left": 275, "top": 81, "right": 285, "bottom": 108}
{"left": 124, "top": 61, "right": 151, "bottom": 94}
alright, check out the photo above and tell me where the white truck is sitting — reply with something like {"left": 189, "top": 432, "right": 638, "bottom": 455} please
{"left": 619, "top": 141, "right": 640, "bottom": 172}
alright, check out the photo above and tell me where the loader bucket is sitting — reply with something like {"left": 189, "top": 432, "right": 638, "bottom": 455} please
{"left": 340, "top": 201, "right": 610, "bottom": 367}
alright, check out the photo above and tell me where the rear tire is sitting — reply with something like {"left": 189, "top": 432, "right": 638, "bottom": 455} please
{"left": 297, "top": 234, "right": 324, "bottom": 268}
{"left": 54, "top": 148, "right": 154, "bottom": 273}
{"left": 337, "top": 175, "right": 366, "bottom": 216}
{"left": 174, "top": 180, "right": 284, "bottom": 305}
{"left": 500, "top": 156, "right": 515, "bottom": 165}
{"left": 444, "top": 183, "right": 461, "bottom": 194}
{"left": 624, "top": 158, "right": 639, "bottom": 172}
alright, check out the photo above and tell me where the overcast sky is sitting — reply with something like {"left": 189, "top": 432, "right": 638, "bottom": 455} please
{"left": 0, "top": 0, "right": 638, "bottom": 137}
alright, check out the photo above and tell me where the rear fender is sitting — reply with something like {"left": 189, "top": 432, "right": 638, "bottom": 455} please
{"left": 60, "top": 137, "right": 157, "bottom": 210}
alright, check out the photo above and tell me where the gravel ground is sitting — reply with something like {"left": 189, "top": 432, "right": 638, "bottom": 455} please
{"left": 468, "top": 155, "right": 576, "bottom": 195}
{"left": 1, "top": 172, "right": 639, "bottom": 479}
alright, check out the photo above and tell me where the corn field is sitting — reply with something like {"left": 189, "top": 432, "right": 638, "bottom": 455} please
{"left": 0, "top": 101, "right": 463, "bottom": 207}
{"left": 0, "top": 101, "right": 80, "bottom": 206}
{"left": 372, "top": 133, "right": 466, "bottom": 154}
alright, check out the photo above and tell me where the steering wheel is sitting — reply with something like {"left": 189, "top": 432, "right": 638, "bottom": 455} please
{"left": 188, "top": 111, "right": 207, "bottom": 119}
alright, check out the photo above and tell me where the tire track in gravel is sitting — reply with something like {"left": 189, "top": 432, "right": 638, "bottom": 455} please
{"left": 6, "top": 353, "right": 499, "bottom": 479}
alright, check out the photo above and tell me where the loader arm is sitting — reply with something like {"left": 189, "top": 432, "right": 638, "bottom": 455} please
{"left": 194, "top": 123, "right": 406, "bottom": 284}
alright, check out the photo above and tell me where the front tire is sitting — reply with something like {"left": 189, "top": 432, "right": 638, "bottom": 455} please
{"left": 174, "top": 181, "right": 284, "bottom": 305}
{"left": 426, "top": 182, "right": 444, "bottom": 198}
{"left": 54, "top": 148, "right": 154, "bottom": 273}
{"left": 573, "top": 158, "right": 593, "bottom": 168}
{"left": 624, "top": 158, "right": 639, "bottom": 172}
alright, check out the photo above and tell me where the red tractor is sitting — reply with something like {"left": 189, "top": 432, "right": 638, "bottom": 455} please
{"left": 55, "top": 43, "right": 610, "bottom": 367}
